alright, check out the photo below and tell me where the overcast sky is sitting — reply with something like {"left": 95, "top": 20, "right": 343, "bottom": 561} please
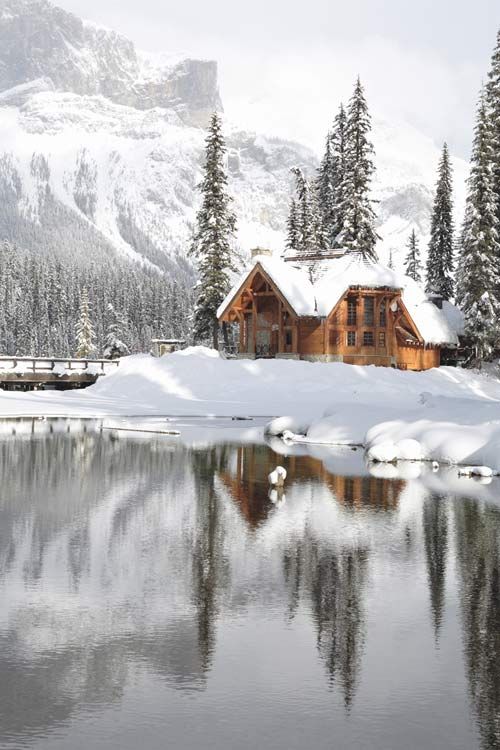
{"left": 57, "top": 0, "right": 500, "bottom": 158}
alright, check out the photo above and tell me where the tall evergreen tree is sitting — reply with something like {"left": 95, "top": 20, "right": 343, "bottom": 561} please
{"left": 336, "top": 79, "right": 379, "bottom": 261}
{"left": 486, "top": 29, "right": 500, "bottom": 227}
{"left": 426, "top": 143, "right": 455, "bottom": 300}
{"left": 404, "top": 230, "right": 423, "bottom": 283}
{"left": 316, "top": 132, "right": 335, "bottom": 245}
{"left": 290, "top": 167, "right": 324, "bottom": 255}
{"left": 75, "top": 287, "right": 96, "bottom": 358}
{"left": 330, "top": 103, "right": 348, "bottom": 246}
{"left": 286, "top": 197, "right": 299, "bottom": 253}
{"left": 189, "top": 112, "right": 237, "bottom": 350}
{"left": 457, "top": 90, "right": 500, "bottom": 361}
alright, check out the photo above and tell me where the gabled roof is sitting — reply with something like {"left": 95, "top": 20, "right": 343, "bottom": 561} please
{"left": 217, "top": 255, "right": 317, "bottom": 318}
{"left": 217, "top": 253, "right": 462, "bottom": 347}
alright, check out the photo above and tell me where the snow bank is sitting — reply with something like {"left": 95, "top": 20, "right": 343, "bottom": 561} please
{"left": 0, "top": 350, "right": 500, "bottom": 470}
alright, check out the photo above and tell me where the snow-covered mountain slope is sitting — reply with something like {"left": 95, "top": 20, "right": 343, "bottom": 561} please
{"left": 0, "top": 0, "right": 468, "bottom": 275}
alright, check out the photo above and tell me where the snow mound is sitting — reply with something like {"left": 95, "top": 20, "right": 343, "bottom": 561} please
{"left": 366, "top": 441, "right": 398, "bottom": 463}
{"left": 265, "top": 416, "right": 308, "bottom": 437}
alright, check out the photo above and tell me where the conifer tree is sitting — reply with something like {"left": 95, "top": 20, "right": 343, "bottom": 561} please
{"left": 426, "top": 143, "right": 455, "bottom": 299}
{"left": 290, "top": 167, "right": 324, "bottom": 254}
{"left": 486, "top": 29, "right": 500, "bottom": 226}
{"left": 457, "top": 91, "right": 500, "bottom": 361}
{"left": 75, "top": 287, "right": 96, "bottom": 358}
{"left": 189, "top": 112, "right": 237, "bottom": 349}
{"left": 330, "top": 103, "right": 348, "bottom": 246}
{"left": 286, "top": 197, "right": 299, "bottom": 253}
{"left": 337, "top": 79, "right": 379, "bottom": 260}
{"left": 104, "top": 303, "right": 129, "bottom": 359}
{"left": 316, "top": 132, "right": 335, "bottom": 245}
{"left": 404, "top": 230, "right": 423, "bottom": 283}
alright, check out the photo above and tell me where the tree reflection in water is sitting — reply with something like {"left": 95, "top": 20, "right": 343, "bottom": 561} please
{"left": 0, "top": 422, "right": 498, "bottom": 749}
{"left": 454, "top": 500, "right": 500, "bottom": 750}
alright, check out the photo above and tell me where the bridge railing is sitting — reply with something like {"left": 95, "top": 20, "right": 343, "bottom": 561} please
{"left": 0, "top": 357, "right": 121, "bottom": 376}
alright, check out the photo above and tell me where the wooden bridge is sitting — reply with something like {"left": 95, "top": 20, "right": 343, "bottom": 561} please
{"left": 0, "top": 357, "right": 120, "bottom": 391}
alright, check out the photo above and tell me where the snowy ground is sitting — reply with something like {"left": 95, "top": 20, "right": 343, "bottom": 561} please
{"left": 1, "top": 347, "right": 500, "bottom": 470}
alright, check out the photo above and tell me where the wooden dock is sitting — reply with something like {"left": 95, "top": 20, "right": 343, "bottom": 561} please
{"left": 0, "top": 357, "right": 120, "bottom": 391}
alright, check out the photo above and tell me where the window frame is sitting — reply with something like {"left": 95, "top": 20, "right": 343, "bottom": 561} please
{"left": 363, "top": 296, "right": 375, "bottom": 326}
{"left": 347, "top": 298, "right": 357, "bottom": 326}
{"left": 363, "top": 330, "right": 374, "bottom": 347}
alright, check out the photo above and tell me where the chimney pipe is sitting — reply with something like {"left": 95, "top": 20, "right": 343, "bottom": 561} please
{"left": 251, "top": 247, "right": 272, "bottom": 259}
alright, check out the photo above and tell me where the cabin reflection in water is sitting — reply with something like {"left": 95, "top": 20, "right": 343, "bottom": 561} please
{"left": 217, "top": 444, "right": 404, "bottom": 526}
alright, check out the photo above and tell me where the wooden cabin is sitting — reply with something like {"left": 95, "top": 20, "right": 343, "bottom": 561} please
{"left": 217, "top": 249, "right": 462, "bottom": 371}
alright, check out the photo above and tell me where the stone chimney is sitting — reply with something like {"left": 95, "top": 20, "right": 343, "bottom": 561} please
{"left": 251, "top": 247, "right": 272, "bottom": 259}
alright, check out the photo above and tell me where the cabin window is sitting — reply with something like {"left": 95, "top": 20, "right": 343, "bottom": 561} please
{"left": 329, "top": 329, "right": 341, "bottom": 347}
{"left": 363, "top": 331, "right": 374, "bottom": 346}
{"left": 379, "top": 300, "right": 387, "bottom": 327}
{"left": 347, "top": 331, "right": 356, "bottom": 347}
{"left": 347, "top": 298, "right": 357, "bottom": 326}
{"left": 285, "top": 330, "right": 293, "bottom": 347}
{"left": 378, "top": 331, "right": 386, "bottom": 348}
{"left": 364, "top": 297, "right": 374, "bottom": 325}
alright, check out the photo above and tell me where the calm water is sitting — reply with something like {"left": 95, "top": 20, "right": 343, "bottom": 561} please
{"left": 0, "top": 419, "right": 499, "bottom": 750}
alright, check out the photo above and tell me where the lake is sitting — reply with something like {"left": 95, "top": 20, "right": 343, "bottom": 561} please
{"left": 0, "top": 418, "right": 498, "bottom": 750}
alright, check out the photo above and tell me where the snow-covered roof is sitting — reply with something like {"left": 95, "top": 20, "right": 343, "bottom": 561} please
{"left": 217, "top": 254, "right": 317, "bottom": 318}
{"left": 218, "top": 253, "right": 461, "bottom": 346}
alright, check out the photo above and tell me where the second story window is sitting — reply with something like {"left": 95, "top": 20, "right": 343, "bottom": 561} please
{"left": 364, "top": 297, "right": 374, "bottom": 325}
{"left": 347, "top": 298, "right": 357, "bottom": 325}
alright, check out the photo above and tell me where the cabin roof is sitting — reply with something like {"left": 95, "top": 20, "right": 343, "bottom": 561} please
{"left": 217, "top": 253, "right": 462, "bottom": 347}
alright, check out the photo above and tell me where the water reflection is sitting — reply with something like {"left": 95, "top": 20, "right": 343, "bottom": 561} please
{"left": 422, "top": 494, "right": 449, "bottom": 640}
{"left": 454, "top": 500, "right": 500, "bottom": 750}
{"left": 0, "top": 421, "right": 498, "bottom": 749}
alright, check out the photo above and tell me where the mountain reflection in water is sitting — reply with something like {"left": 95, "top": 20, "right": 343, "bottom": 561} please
{"left": 0, "top": 419, "right": 498, "bottom": 750}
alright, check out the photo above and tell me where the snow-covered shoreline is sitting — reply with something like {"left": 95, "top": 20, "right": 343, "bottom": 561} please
{"left": 1, "top": 347, "right": 500, "bottom": 471}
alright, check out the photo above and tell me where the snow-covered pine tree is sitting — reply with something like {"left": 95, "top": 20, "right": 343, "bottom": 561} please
{"left": 189, "top": 112, "right": 237, "bottom": 350}
{"left": 330, "top": 103, "right": 348, "bottom": 246}
{"left": 316, "top": 131, "right": 335, "bottom": 245}
{"left": 286, "top": 197, "right": 299, "bottom": 253}
{"left": 486, "top": 28, "right": 500, "bottom": 226}
{"left": 290, "top": 167, "right": 325, "bottom": 255}
{"left": 426, "top": 143, "right": 455, "bottom": 300}
{"left": 457, "top": 90, "right": 500, "bottom": 361}
{"left": 337, "top": 79, "right": 379, "bottom": 260}
{"left": 404, "top": 230, "right": 423, "bottom": 283}
{"left": 75, "top": 287, "right": 97, "bottom": 358}
{"left": 104, "top": 303, "right": 129, "bottom": 359}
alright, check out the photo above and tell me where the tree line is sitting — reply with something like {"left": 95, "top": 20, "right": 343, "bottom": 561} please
{"left": 0, "top": 241, "right": 193, "bottom": 358}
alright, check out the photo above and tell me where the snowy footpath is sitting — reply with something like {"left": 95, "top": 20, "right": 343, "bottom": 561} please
{"left": 1, "top": 346, "right": 500, "bottom": 470}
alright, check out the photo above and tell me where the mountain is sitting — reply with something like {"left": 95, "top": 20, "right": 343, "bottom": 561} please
{"left": 0, "top": 0, "right": 468, "bottom": 276}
